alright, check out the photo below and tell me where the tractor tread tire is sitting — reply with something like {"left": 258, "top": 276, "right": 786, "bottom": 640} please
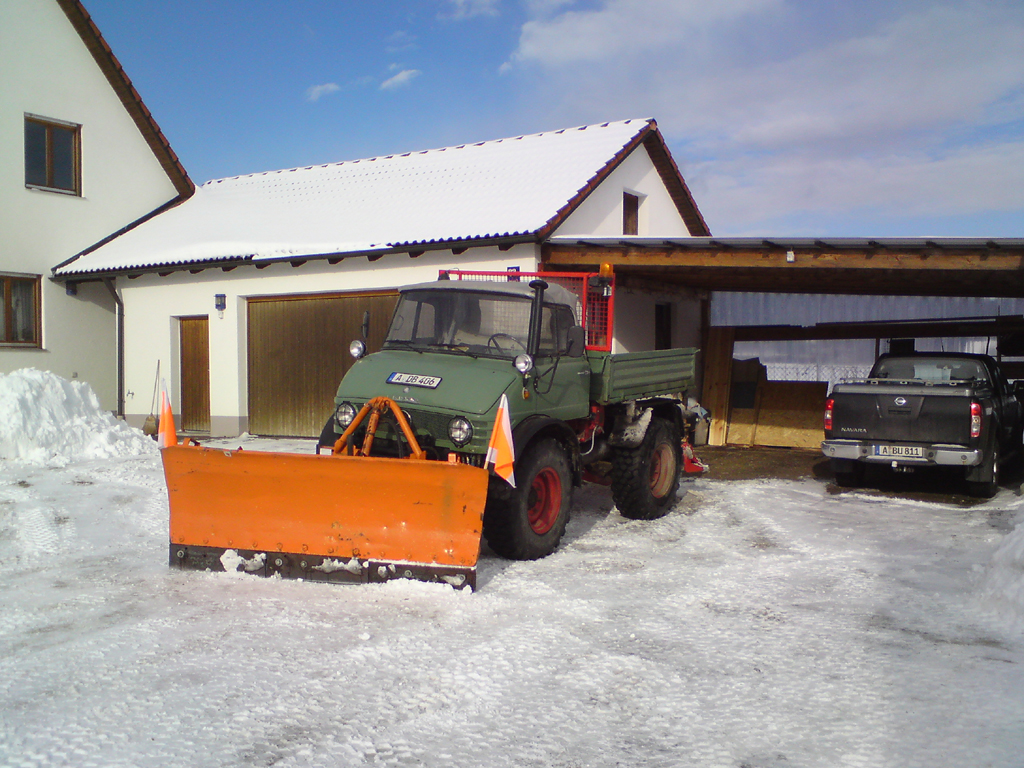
{"left": 610, "top": 417, "right": 681, "bottom": 520}
{"left": 483, "top": 438, "right": 572, "bottom": 561}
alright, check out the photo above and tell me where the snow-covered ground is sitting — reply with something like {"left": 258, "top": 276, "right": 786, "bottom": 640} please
{"left": 2, "top": 370, "right": 1024, "bottom": 768}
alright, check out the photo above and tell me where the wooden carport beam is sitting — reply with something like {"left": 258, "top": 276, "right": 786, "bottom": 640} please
{"left": 544, "top": 243, "right": 1024, "bottom": 273}
{"left": 542, "top": 237, "right": 1024, "bottom": 298}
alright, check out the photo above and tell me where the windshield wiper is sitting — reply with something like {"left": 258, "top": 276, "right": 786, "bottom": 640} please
{"left": 427, "top": 343, "right": 477, "bottom": 358}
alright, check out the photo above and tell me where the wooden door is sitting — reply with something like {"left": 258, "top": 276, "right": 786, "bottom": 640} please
{"left": 179, "top": 316, "right": 211, "bottom": 432}
{"left": 247, "top": 292, "right": 399, "bottom": 437}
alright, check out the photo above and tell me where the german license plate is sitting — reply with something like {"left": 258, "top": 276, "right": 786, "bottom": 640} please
{"left": 387, "top": 372, "right": 442, "bottom": 389}
{"left": 874, "top": 445, "right": 923, "bottom": 458}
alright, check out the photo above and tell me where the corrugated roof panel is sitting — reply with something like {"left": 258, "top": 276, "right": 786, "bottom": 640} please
{"left": 57, "top": 119, "right": 653, "bottom": 275}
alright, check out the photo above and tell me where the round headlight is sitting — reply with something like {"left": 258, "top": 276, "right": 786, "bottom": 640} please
{"left": 349, "top": 339, "right": 367, "bottom": 359}
{"left": 514, "top": 353, "right": 534, "bottom": 374}
{"left": 448, "top": 416, "right": 473, "bottom": 447}
{"left": 335, "top": 402, "right": 357, "bottom": 428}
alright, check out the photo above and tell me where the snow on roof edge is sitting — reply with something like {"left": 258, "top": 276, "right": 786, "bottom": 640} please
{"left": 202, "top": 118, "right": 655, "bottom": 189}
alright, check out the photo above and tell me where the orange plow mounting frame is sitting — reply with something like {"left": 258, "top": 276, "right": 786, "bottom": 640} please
{"left": 163, "top": 398, "right": 490, "bottom": 590}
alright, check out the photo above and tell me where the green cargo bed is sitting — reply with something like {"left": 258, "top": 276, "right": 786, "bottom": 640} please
{"left": 588, "top": 347, "right": 699, "bottom": 404}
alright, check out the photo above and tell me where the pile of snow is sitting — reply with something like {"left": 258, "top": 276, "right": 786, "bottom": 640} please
{"left": 0, "top": 368, "right": 156, "bottom": 466}
{"left": 983, "top": 514, "right": 1024, "bottom": 626}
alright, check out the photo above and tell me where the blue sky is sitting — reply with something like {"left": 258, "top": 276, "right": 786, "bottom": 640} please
{"left": 86, "top": 0, "right": 1024, "bottom": 237}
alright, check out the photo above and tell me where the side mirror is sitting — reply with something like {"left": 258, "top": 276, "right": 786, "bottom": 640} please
{"left": 566, "top": 326, "right": 586, "bottom": 358}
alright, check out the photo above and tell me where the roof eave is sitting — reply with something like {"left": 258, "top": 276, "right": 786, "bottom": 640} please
{"left": 53, "top": 233, "right": 538, "bottom": 282}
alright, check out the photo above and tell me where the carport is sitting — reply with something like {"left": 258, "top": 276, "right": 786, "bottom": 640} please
{"left": 542, "top": 236, "right": 1024, "bottom": 447}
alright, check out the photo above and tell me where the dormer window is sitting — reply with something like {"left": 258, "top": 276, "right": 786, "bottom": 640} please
{"left": 25, "top": 115, "right": 80, "bottom": 195}
{"left": 623, "top": 192, "right": 639, "bottom": 235}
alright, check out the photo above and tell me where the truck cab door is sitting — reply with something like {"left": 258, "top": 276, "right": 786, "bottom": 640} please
{"left": 526, "top": 312, "right": 591, "bottom": 423}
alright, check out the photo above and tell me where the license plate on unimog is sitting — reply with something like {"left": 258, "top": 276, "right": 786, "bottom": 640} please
{"left": 387, "top": 372, "right": 442, "bottom": 388}
{"left": 874, "top": 445, "right": 923, "bottom": 458}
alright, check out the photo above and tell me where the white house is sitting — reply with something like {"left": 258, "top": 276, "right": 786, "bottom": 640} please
{"left": 0, "top": 0, "right": 193, "bottom": 412}
{"left": 54, "top": 118, "right": 710, "bottom": 437}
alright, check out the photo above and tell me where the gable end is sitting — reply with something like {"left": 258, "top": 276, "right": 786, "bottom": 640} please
{"left": 56, "top": 0, "right": 194, "bottom": 200}
{"left": 535, "top": 119, "right": 709, "bottom": 241}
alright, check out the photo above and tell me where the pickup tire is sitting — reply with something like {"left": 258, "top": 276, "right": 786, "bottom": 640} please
{"left": 483, "top": 438, "right": 572, "bottom": 560}
{"left": 967, "top": 446, "right": 999, "bottom": 499}
{"left": 610, "top": 417, "right": 681, "bottom": 520}
{"left": 318, "top": 416, "right": 337, "bottom": 451}
{"left": 831, "top": 459, "right": 865, "bottom": 488}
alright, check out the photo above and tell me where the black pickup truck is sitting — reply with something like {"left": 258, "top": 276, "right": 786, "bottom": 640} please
{"left": 822, "top": 352, "right": 1024, "bottom": 497}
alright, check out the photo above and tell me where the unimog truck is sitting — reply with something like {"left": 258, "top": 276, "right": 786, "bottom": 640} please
{"left": 163, "top": 268, "right": 704, "bottom": 589}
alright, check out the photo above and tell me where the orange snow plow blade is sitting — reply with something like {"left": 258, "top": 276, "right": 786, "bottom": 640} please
{"left": 163, "top": 399, "right": 490, "bottom": 590}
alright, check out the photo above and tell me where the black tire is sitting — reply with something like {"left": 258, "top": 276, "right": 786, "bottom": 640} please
{"left": 483, "top": 438, "right": 572, "bottom": 560}
{"left": 967, "top": 446, "right": 999, "bottom": 499}
{"left": 832, "top": 459, "right": 865, "bottom": 488}
{"left": 610, "top": 417, "right": 681, "bottom": 520}
{"left": 318, "top": 416, "right": 337, "bottom": 450}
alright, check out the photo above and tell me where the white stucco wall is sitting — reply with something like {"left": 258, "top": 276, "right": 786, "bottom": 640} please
{"left": 119, "top": 245, "right": 541, "bottom": 433}
{"left": 0, "top": 0, "right": 181, "bottom": 409}
{"left": 553, "top": 144, "right": 692, "bottom": 238}
{"left": 610, "top": 290, "right": 702, "bottom": 355}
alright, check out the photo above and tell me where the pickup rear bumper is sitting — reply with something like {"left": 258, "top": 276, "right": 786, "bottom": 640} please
{"left": 821, "top": 440, "right": 982, "bottom": 467}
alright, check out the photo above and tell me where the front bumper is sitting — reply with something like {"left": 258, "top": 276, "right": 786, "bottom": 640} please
{"left": 821, "top": 439, "right": 982, "bottom": 467}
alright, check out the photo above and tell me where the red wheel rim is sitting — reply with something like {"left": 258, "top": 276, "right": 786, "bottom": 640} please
{"left": 649, "top": 442, "right": 676, "bottom": 499}
{"left": 527, "top": 467, "right": 562, "bottom": 534}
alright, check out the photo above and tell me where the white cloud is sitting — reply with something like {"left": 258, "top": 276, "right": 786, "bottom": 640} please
{"left": 386, "top": 30, "right": 418, "bottom": 53}
{"left": 444, "top": 0, "right": 500, "bottom": 20}
{"left": 694, "top": 138, "right": 1024, "bottom": 234}
{"left": 504, "top": 0, "right": 1024, "bottom": 233}
{"left": 305, "top": 83, "right": 341, "bottom": 102}
{"left": 380, "top": 69, "right": 422, "bottom": 90}
{"left": 513, "top": 0, "right": 780, "bottom": 65}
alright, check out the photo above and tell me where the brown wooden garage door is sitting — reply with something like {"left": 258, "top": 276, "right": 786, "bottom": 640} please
{"left": 180, "top": 315, "right": 211, "bottom": 432}
{"left": 247, "top": 291, "right": 398, "bottom": 437}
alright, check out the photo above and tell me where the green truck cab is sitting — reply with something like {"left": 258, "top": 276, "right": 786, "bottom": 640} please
{"left": 323, "top": 270, "right": 703, "bottom": 561}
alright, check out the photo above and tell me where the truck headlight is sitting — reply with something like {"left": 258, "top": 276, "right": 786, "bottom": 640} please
{"left": 448, "top": 417, "right": 473, "bottom": 446}
{"left": 514, "top": 354, "right": 534, "bottom": 374}
{"left": 349, "top": 340, "right": 366, "bottom": 359}
{"left": 335, "top": 402, "right": 357, "bottom": 428}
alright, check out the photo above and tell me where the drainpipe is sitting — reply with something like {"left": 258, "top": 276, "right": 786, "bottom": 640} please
{"left": 101, "top": 277, "right": 124, "bottom": 418}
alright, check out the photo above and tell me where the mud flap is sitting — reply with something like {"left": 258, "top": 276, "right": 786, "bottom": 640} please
{"left": 163, "top": 445, "right": 489, "bottom": 589}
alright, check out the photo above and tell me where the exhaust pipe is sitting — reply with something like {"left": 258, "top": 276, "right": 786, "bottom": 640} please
{"left": 527, "top": 279, "right": 548, "bottom": 358}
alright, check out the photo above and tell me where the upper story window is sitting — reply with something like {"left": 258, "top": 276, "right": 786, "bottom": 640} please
{"left": 623, "top": 192, "right": 640, "bottom": 235}
{"left": 1, "top": 274, "right": 42, "bottom": 347}
{"left": 25, "top": 115, "right": 81, "bottom": 195}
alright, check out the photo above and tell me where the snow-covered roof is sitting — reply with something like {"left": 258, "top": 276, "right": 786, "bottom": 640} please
{"left": 56, "top": 118, "right": 683, "bottom": 277}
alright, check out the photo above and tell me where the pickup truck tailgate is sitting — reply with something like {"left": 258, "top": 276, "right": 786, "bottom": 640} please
{"left": 831, "top": 384, "right": 974, "bottom": 443}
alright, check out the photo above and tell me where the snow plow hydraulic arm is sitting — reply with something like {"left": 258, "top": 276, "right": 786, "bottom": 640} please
{"left": 333, "top": 396, "right": 425, "bottom": 460}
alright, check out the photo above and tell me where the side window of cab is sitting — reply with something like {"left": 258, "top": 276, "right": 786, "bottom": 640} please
{"left": 537, "top": 305, "right": 577, "bottom": 357}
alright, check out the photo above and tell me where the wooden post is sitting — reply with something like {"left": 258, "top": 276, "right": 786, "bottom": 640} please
{"left": 701, "top": 327, "right": 735, "bottom": 446}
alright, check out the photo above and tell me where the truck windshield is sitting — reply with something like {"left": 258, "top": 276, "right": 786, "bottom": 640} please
{"left": 383, "top": 289, "right": 576, "bottom": 359}
{"left": 871, "top": 357, "right": 989, "bottom": 383}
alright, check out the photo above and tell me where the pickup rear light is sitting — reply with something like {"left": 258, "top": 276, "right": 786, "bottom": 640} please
{"left": 824, "top": 398, "right": 834, "bottom": 431}
{"left": 970, "top": 401, "right": 982, "bottom": 438}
